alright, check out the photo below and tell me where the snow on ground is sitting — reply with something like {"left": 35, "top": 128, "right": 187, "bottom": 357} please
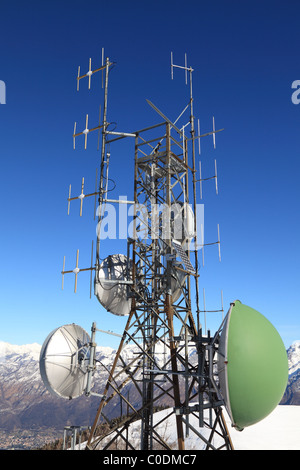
{"left": 153, "top": 405, "right": 300, "bottom": 450}
{"left": 227, "top": 405, "right": 300, "bottom": 450}
{"left": 76, "top": 405, "right": 300, "bottom": 451}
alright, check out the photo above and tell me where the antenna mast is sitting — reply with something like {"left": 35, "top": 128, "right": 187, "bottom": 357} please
{"left": 39, "top": 48, "right": 289, "bottom": 452}
{"left": 61, "top": 49, "right": 233, "bottom": 451}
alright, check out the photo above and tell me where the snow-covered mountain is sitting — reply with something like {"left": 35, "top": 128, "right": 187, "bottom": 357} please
{"left": 0, "top": 339, "right": 299, "bottom": 434}
{"left": 0, "top": 340, "right": 116, "bottom": 431}
{"left": 287, "top": 341, "right": 300, "bottom": 374}
{"left": 281, "top": 341, "right": 300, "bottom": 405}
{"left": 0, "top": 339, "right": 176, "bottom": 432}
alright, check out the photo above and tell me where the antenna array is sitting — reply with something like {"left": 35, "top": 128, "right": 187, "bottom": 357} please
{"left": 44, "top": 49, "right": 234, "bottom": 451}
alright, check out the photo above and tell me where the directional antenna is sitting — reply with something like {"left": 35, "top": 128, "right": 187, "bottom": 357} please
{"left": 218, "top": 300, "right": 289, "bottom": 431}
{"left": 212, "top": 116, "right": 216, "bottom": 149}
{"left": 198, "top": 159, "right": 218, "bottom": 199}
{"left": 171, "top": 51, "right": 193, "bottom": 84}
{"left": 199, "top": 224, "right": 221, "bottom": 266}
{"left": 68, "top": 168, "right": 99, "bottom": 218}
{"left": 197, "top": 119, "right": 201, "bottom": 155}
{"left": 201, "top": 288, "right": 224, "bottom": 334}
{"left": 61, "top": 241, "right": 94, "bottom": 295}
{"left": 77, "top": 48, "right": 107, "bottom": 91}
{"left": 94, "top": 254, "right": 133, "bottom": 316}
{"left": 73, "top": 113, "right": 104, "bottom": 150}
{"left": 195, "top": 117, "right": 224, "bottom": 152}
{"left": 39, "top": 324, "right": 92, "bottom": 399}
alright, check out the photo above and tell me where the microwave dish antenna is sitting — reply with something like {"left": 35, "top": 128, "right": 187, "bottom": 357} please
{"left": 218, "top": 300, "right": 288, "bottom": 431}
{"left": 39, "top": 324, "right": 92, "bottom": 400}
{"left": 94, "top": 254, "right": 133, "bottom": 316}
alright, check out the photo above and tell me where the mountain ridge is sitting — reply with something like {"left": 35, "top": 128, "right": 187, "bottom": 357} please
{"left": 0, "top": 339, "right": 298, "bottom": 433}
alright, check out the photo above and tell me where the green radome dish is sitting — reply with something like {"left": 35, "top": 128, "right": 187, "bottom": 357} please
{"left": 218, "top": 300, "right": 288, "bottom": 430}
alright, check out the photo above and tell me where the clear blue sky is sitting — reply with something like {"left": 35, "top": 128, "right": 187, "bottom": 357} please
{"left": 0, "top": 0, "right": 299, "bottom": 349}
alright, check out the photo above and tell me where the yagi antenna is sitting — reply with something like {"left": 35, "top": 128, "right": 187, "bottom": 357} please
{"left": 171, "top": 51, "right": 193, "bottom": 83}
{"left": 194, "top": 117, "right": 223, "bottom": 149}
{"left": 198, "top": 159, "right": 218, "bottom": 199}
{"left": 79, "top": 177, "right": 85, "bottom": 216}
{"left": 198, "top": 119, "right": 201, "bottom": 155}
{"left": 212, "top": 116, "right": 216, "bottom": 149}
{"left": 61, "top": 241, "right": 95, "bottom": 296}
{"left": 77, "top": 48, "right": 107, "bottom": 91}
{"left": 201, "top": 288, "right": 225, "bottom": 334}
{"left": 73, "top": 114, "right": 104, "bottom": 150}
{"left": 61, "top": 249, "right": 80, "bottom": 293}
{"left": 199, "top": 223, "right": 221, "bottom": 266}
{"left": 67, "top": 169, "right": 99, "bottom": 218}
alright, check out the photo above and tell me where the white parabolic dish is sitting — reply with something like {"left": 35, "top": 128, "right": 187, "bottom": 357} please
{"left": 39, "top": 324, "right": 91, "bottom": 400}
{"left": 94, "top": 254, "right": 132, "bottom": 316}
{"left": 94, "top": 253, "right": 186, "bottom": 315}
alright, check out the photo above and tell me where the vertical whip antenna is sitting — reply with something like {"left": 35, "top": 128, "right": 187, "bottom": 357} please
{"left": 93, "top": 168, "right": 98, "bottom": 220}
{"left": 84, "top": 114, "right": 89, "bottom": 149}
{"left": 88, "top": 58, "right": 92, "bottom": 89}
{"left": 199, "top": 161, "right": 202, "bottom": 200}
{"left": 77, "top": 66, "right": 80, "bottom": 91}
{"left": 198, "top": 119, "right": 201, "bottom": 155}
{"left": 68, "top": 184, "right": 71, "bottom": 215}
{"left": 212, "top": 116, "right": 216, "bottom": 149}
{"left": 217, "top": 223, "right": 221, "bottom": 262}
{"left": 74, "top": 249, "right": 80, "bottom": 293}
{"left": 79, "top": 177, "right": 85, "bottom": 216}
{"left": 61, "top": 256, "right": 65, "bottom": 290}
{"left": 215, "top": 159, "right": 218, "bottom": 195}
{"left": 90, "top": 240, "right": 94, "bottom": 299}
{"left": 73, "top": 122, "right": 77, "bottom": 150}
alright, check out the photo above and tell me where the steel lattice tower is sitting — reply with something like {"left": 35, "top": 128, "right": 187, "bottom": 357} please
{"left": 64, "top": 51, "right": 233, "bottom": 450}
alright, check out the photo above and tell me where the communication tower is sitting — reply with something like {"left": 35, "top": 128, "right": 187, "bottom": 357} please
{"left": 39, "top": 49, "right": 288, "bottom": 451}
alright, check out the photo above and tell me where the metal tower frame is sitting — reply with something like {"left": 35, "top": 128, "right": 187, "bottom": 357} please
{"left": 64, "top": 50, "right": 234, "bottom": 451}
